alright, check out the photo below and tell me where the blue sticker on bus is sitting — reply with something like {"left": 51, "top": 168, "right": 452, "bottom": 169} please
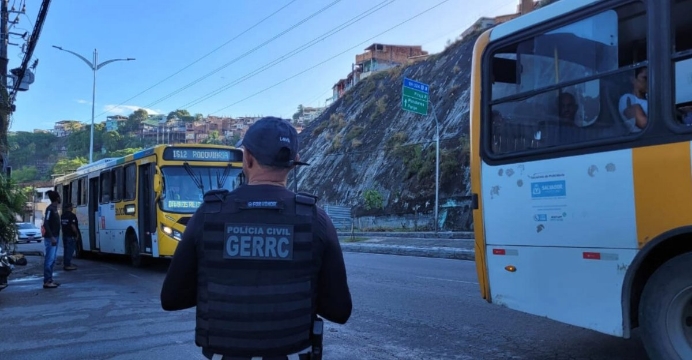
{"left": 531, "top": 180, "right": 566, "bottom": 198}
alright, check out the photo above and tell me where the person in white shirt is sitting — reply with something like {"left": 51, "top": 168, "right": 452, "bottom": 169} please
{"left": 619, "top": 67, "right": 648, "bottom": 133}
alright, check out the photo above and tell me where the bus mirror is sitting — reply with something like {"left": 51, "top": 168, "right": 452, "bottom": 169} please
{"left": 153, "top": 173, "right": 162, "bottom": 193}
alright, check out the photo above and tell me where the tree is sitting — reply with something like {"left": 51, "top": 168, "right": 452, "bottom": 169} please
{"left": 11, "top": 166, "right": 38, "bottom": 184}
{"left": 363, "top": 189, "right": 384, "bottom": 210}
{"left": 0, "top": 175, "right": 27, "bottom": 250}
{"left": 202, "top": 130, "right": 222, "bottom": 145}
{"left": 292, "top": 104, "right": 304, "bottom": 120}
{"left": 168, "top": 109, "right": 191, "bottom": 120}
{"left": 52, "top": 157, "right": 87, "bottom": 176}
{"left": 123, "top": 108, "right": 148, "bottom": 133}
{"left": 102, "top": 130, "right": 123, "bottom": 152}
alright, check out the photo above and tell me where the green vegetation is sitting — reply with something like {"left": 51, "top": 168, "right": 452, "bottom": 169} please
{"left": 363, "top": 189, "right": 384, "bottom": 210}
{"left": 370, "top": 95, "right": 388, "bottom": 121}
{"left": 5, "top": 106, "right": 212, "bottom": 184}
{"left": 0, "top": 175, "right": 27, "bottom": 249}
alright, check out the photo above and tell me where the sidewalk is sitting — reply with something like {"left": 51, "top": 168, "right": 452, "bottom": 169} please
{"left": 338, "top": 232, "right": 476, "bottom": 261}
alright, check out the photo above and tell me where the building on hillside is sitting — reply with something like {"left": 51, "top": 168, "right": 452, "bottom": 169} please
{"left": 355, "top": 43, "right": 428, "bottom": 81}
{"left": 297, "top": 106, "right": 325, "bottom": 124}
{"left": 52, "top": 120, "right": 83, "bottom": 137}
{"left": 332, "top": 43, "right": 428, "bottom": 101}
{"left": 460, "top": 0, "right": 539, "bottom": 40}
{"left": 105, "top": 115, "right": 128, "bottom": 132}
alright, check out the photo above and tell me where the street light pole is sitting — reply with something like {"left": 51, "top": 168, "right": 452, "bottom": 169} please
{"left": 429, "top": 99, "right": 440, "bottom": 233}
{"left": 52, "top": 46, "right": 135, "bottom": 163}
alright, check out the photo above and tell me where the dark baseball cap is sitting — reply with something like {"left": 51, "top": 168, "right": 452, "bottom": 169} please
{"left": 240, "top": 116, "right": 309, "bottom": 168}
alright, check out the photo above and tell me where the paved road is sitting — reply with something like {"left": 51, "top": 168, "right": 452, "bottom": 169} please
{"left": 0, "top": 250, "right": 648, "bottom": 360}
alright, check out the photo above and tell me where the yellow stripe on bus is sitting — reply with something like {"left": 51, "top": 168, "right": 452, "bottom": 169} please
{"left": 632, "top": 141, "right": 692, "bottom": 248}
{"left": 470, "top": 29, "right": 492, "bottom": 301}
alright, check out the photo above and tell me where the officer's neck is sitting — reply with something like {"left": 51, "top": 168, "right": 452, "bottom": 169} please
{"left": 247, "top": 180, "right": 285, "bottom": 187}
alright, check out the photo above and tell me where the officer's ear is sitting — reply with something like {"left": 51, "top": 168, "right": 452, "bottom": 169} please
{"left": 243, "top": 150, "right": 255, "bottom": 169}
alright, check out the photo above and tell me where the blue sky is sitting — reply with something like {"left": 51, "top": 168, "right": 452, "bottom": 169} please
{"left": 9, "top": 0, "right": 519, "bottom": 132}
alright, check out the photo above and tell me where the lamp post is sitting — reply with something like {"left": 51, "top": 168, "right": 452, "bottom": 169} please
{"left": 52, "top": 46, "right": 135, "bottom": 163}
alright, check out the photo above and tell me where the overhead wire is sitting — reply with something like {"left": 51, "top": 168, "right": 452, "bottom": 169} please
{"left": 91, "top": 0, "right": 299, "bottom": 119}
{"left": 141, "top": 0, "right": 344, "bottom": 110}
{"left": 177, "top": 0, "right": 396, "bottom": 110}
{"left": 209, "top": 0, "right": 453, "bottom": 116}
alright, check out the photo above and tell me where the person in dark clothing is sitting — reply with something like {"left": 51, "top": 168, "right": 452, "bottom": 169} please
{"left": 161, "top": 116, "right": 352, "bottom": 360}
{"left": 43, "top": 190, "right": 61, "bottom": 289}
{"left": 60, "top": 203, "right": 79, "bottom": 271}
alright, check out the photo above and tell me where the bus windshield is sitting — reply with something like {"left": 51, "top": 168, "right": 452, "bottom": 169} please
{"left": 160, "top": 165, "right": 243, "bottom": 213}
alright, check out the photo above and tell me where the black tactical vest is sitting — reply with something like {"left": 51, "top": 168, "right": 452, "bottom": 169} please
{"left": 195, "top": 189, "right": 318, "bottom": 358}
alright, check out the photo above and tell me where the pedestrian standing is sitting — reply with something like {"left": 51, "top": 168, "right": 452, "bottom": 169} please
{"left": 42, "top": 190, "right": 61, "bottom": 289}
{"left": 60, "top": 203, "right": 79, "bottom": 271}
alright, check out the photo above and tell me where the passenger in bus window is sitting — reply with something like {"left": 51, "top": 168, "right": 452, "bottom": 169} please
{"left": 555, "top": 92, "right": 583, "bottom": 144}
{"left": 618, "top": 67, "right": 648, "bottom": 133}
{"left": 677, "top": 105, "right": 692, "bottom": 125}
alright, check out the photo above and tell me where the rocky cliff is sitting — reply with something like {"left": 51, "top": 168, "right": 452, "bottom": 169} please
{"left": 289, "top": 35, "right": 479, "bottom": 231}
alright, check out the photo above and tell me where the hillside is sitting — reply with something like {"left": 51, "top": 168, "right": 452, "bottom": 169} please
{"left": 289, "top": 34, "right": 479, "bottom": 231}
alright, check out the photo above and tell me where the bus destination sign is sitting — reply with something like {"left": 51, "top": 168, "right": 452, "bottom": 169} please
{"left": 163, "top": 147, "right": 243, "bottom": 162}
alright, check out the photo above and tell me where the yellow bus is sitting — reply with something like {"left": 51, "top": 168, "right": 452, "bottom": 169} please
{"left": 53, "top": 144, "right": 244, "bottom": 267}
{"left": 470, "top": 0, "right": 691, "bottom": 358}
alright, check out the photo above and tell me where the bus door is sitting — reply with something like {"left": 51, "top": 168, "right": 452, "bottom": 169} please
{"left": 88, "top": 177, "right": 100, "bottom": 251}
{"left": 138, "top": 163, "right": 156, "bottom": 254}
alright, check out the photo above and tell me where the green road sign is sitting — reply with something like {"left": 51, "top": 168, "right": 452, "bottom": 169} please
{"left": 401, "top": 77, "right": 429, "bottom": 115}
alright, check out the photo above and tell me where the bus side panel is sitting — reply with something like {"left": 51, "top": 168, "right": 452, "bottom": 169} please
{"left": 98, "top": 203, "right": 126, "bottom": 254}
{"left": 480, "top": 149, "right": 639, "bottom": 336}
{"left": 76, "top": 205, "right": 89, "bottom": 251}
{"left": 485, "top": 245, "right": 637, "bottom": 337}
{"left": 481, "top": 149, "right": 638, "bottom": 249}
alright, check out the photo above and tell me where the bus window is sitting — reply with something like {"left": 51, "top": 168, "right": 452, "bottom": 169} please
{"left": 673, "top": 0, "right": 692, "bottom": 125}
{"left": 79, "top": 177, "right": 87, "bottom": 205}
{"left": 70, "top": 180, "right": 79, "bottom": 206}
{"left": 488, "top": 1, "right": 647, "bottom": 155}
{"left": 124, "top": 164, "right": 136, "bottom": 201}
{"left": 100, "top": 171, "right": 111, "bottom": 203}
{"left": 111, "top": 167, "right": 123, "bottom": 202}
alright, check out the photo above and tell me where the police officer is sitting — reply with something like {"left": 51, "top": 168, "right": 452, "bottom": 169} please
{"left": 161, "top": 116, "right": 352, "bottom": 360}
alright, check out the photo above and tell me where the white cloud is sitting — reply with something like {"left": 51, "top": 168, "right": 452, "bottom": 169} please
{"left": 103, "top": 104, "right": 160, "bottom": 115}
{"left": 76, "top": 99, "right": 90, "bottom": 104}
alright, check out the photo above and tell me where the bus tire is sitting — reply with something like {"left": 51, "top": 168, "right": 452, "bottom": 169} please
{"left": 639, "top": 252, "right": 692, "bottom": 360}
{"left": 128, "top": 235, "right": 144, "bottom": 268}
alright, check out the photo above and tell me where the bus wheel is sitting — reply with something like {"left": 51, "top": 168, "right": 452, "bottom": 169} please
{"left": 639, "top": 252, "right": 692, "bottom": 360}
{"left": 128, "top": 236, "right": 143, "bottom": 268}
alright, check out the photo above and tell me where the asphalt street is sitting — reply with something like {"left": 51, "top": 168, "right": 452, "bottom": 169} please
{"left": 0, "top": 247, "right": 648, "bottom": 360}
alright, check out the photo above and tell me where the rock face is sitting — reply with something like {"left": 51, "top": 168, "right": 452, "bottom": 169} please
{"left": 289, "top": 35, "right": 480, "bottom": 231}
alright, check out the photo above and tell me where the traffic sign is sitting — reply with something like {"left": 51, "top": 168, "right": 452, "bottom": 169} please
{"left": 401, "top": 77, "right": 429, "bottom": 115}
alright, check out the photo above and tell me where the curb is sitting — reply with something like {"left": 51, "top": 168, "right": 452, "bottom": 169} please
{"left": 340, "top": 243, "right": 475, "bottom": 261}
{"left": 337, "top": 231, "right": 474, "bottom": 239}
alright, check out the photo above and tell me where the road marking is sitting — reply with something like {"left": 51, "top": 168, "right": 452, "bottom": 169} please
{"left": 414, "top": 275, "right": 479, "bottom": 284}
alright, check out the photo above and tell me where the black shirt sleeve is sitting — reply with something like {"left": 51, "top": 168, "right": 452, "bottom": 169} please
{"left": 160, "top": 209, "right": 201, "bottom": 311}
{"left": 314, "top": 208, "right": 352, "bottom": 324}
{"left": 43, "top": 205, "right": 59, "bottom": 238}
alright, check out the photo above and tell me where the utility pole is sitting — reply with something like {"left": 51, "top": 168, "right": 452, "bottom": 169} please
{"left": 0, "top": 0, "right": 9, "bottom": 174}
{"left": 52, "top": 46, "right": 134, "bottom": 163}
